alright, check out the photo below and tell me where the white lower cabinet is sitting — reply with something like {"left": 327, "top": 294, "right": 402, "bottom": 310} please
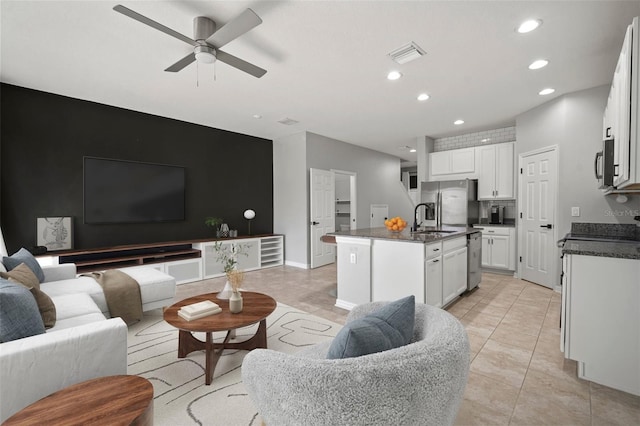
{"left": 197, "top": 235, "right": 283, "bottom": 279}
{"left": 481, "top": 226, "right": 515, "bottom": 270}
{"left": 426, "top": 237, "right": 467, "bottom": 308}
{"left": 164, "top": 258, "right": 203, "bottom": 284}
{"left": 425, "top": 242, "right": 443, "bottom": 308}
{"left": 443, "top": 246, "right": 468, "bottom": 305}
{"left": 562, "top": 254, "right": 640, "bottom": 396}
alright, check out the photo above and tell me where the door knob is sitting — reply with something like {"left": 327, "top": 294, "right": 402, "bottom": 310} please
{"left": 540, "top": 224, "right": 553, "bottom": 229}
{"left": 311, "top": 221, "right": 319, "bottom": 225}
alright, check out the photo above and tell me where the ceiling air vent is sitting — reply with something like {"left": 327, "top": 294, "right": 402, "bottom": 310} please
{"left": 388, "top": 42, "right": 426, "bottom": 64}
{"left": 278, "top": 117, "right": 299, "bottom": 125}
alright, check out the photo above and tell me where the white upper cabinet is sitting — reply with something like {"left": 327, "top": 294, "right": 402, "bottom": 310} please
{"left": 430, "top": 148, "right": 475, "bottom": 177}
{"left": 478, "top": 142, "right": 515, "bottom": 200}
{"left": 603, "top": 17, "right": 640, "bottom": 192}
{"left": 609, "top": 21, "right": 633, "bottom": 188}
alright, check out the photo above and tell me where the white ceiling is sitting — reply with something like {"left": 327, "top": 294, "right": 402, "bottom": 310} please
{"left": 2, "top": 1, "right": 639, "bottom": 164}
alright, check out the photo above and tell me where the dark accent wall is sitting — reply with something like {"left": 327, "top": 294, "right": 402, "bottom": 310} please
{"left": 1, "top": 84, "right": 273, "bottom": 253}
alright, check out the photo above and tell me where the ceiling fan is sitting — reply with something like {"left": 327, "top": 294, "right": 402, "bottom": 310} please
{"left": 113, "top": 4, "right": 267, "bottom": 78}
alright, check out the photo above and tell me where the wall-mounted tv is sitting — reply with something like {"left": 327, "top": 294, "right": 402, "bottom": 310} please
{"left": 84, "top": 157, "right": 185, "bottom": 224}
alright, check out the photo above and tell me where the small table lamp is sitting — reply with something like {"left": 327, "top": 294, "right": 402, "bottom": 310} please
{"left": 244, "top": 209, "right": 256, "bottom": 235}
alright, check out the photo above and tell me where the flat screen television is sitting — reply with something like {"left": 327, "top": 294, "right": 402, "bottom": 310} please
{"left": 84, "top": 157, "right": 185, "bottom": 224}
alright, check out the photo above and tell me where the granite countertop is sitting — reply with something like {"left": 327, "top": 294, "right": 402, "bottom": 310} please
{"left": 472, "top": 223, "right": 516, "bottom": 228}
{"left": 562, "top": 239, "right": 640, "bottom": 260}
{"left": 561, "top": 222, "right": 640, "bottom": 259}
{"left": 326, "top": 226, "right": 480, "bottom": 244}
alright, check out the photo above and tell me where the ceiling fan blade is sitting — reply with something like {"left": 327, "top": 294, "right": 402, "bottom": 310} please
{"left": 165, "top": 53, "right": 196, "bottom": 72}
{"left": 113, "top": 4, "right": 198, "bottom": 47}
{"left": 206, "top": 8, "right": 262, "bottom": 48}
{"left": 216, "top": 50, "right": 267, "bottom": 78}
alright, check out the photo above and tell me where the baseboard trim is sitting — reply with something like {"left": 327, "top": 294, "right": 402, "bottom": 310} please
{"left": 335, "top": 299, "right": 355, "bottom": 311}
{"left": 285, "top": 260, "right": 308, "bottom": 269}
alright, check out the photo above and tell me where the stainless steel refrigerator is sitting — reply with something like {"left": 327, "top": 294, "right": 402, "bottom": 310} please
{"left": 418, "top": 179, "right": 479, "bottom": 227}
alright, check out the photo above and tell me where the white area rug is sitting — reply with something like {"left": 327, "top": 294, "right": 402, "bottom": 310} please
{"left": 127, "top": 303, "right": 341, "bottom": 426}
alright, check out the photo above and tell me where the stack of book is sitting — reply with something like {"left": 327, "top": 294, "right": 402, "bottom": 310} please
{"left": 178, "top": 300, "right": 222, "bottom": 321}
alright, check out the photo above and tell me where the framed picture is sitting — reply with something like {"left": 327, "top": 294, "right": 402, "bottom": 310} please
{"left": 36, "top": 217, "right": 73, "bottom": 251}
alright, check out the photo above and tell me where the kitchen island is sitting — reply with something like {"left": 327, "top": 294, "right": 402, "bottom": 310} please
{"left": 325, "top": 226, "right": 480, "bottom": 310}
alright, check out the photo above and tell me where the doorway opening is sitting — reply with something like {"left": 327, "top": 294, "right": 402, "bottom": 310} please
{"left": 333, "top": 170, "right": 357, "bottom": 231}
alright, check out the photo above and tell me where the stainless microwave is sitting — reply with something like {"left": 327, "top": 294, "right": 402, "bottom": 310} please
{"left": 595, "top": 138, "right": 615, "bottom": 190}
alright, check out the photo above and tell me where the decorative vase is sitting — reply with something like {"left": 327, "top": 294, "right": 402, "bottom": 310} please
{"left": 217, "top": 281, "right": 233, "bottom": 299}
{"left": 220, "top": 223, "right": 230, "bottom": 238}
{"left": 229, "top": 290, "right": 243, "bottom": 313}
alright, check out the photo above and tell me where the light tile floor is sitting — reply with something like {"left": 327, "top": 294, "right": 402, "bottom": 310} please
{"left": 175, "top": 264, "right": 640, "bottom": 425}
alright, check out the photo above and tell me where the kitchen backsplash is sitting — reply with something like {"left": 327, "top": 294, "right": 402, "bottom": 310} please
{"left": 434, "top": 126, "right": 516, "bottom": 152}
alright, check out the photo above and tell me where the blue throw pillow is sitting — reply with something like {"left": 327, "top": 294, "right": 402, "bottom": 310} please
{"left": 0, "top": 278, "right": 46, "bottom": 342}
{"left": 3, "top": 248, "right": 45, "bottom": 283}
{"left": 327, "top": 295, "right": 415, "bottom": 359}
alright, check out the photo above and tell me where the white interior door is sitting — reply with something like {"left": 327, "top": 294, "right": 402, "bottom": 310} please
{"left": 310, "top": 168, "right": 335, "bottom": 269}
{"left": 519, "top": 147, "right": 558, "bottom": 288}
{"left": 370, "top": 204, "right": 388, "bottom": 228}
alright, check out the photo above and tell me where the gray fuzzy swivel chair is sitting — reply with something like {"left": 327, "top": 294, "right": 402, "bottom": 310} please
{"left": 241, "top": 301, "right": 470, "bottom": 426}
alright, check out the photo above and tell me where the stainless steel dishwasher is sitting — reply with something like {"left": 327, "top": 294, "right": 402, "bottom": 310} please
{"left": 467, "top": 232, "right": 482, "bottom": 290}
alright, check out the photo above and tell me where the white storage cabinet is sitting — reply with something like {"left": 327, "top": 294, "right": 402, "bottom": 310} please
{"left": 481, "top": 226, "right": 515, "bottom": 270}
{"left": 478, "top": 142, "right": 515, "bottom": 200}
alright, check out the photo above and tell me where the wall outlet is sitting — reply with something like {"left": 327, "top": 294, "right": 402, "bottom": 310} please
{"left": 571, "top": 207, "right": 580, "bottom": 217}
{"left": 350, "top": 253, "right": 357, "bottom": 264}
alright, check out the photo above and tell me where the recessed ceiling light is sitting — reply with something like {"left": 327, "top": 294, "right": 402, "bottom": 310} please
{"left": 387, "top": 71, "right": 403, "bottom": 80}
{"left": 417, "top": 93, "right": 430, "bottom": 101}
{"left": 454, "top": 119, "right": 465, "bottom": 125}
{"left": 481, "top": 138, "right": 491, "bottom": 142}
{"left": 517, "top": 19, "right": 542, "bottom": 33}
{"left": 252, "top": 114, "right": 262, "bottom": 119}
{"left": 528, "top": 59, "right": 549, "bottom": 70}
{"left": 409, "top": 148, "right": 417, "bottom": 153}
{"left": 539, "top": 88, "right": 555, "bottom": 95}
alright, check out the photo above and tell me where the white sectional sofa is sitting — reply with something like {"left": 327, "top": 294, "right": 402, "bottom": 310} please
{"left": 0, "top": 262, "right": 177, "bottom": 422}
{"left": 40, "top": 263, "right": 177, "bottom": 316}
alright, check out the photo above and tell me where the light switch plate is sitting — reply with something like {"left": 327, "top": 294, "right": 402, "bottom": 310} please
{"left": 350, "top": 253, "right": 357, "bottom": 264}
{"left": 571, "top": 207, "right": 580, "bottom": 217}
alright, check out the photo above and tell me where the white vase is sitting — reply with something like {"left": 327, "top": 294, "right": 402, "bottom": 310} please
{"left": 217, "top": 281, "right": 233, "bottom": 299}
{"left": 229, "top": 290, "right": 243, "bottom": 313}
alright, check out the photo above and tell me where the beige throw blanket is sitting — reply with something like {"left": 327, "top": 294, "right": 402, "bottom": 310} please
{"left": 82, "top": 270, "right": 142, "bottom": 325}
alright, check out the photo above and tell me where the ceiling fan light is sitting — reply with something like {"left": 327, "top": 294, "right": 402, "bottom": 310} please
{"left": 194, "top": 45, "right": 216, "bottom": 64}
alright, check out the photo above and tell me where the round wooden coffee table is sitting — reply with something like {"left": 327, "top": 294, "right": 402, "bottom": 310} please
{"left": 3, "top": 375, "right": 153, "bottom": 426}
{"left": 163, "top": 291, "right": 277, "bottom": 385}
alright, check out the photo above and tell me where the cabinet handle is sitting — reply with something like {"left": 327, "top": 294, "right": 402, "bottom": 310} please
{"left": 433, "top": 259, "right": 439, "bottom": 263}
{"left": 594, "top": 151, "right": 602, "bottom": 179}
{"left": 606, "top": 127, "right": 611, "bottom": 138}
{"left": 487, "top": 230, "right": 495, "bottom": 233}
{"left": 433, "top": 248, "right": 440, "bottom": 252}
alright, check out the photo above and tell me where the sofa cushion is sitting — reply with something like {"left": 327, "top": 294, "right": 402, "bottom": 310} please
{"left": 327, "top": 295, "right": 415, "bottom": 359}
{"left": 1, "top": 264, "right": 56, "bottom": 328}
{"left": 50, "top": 293, "right": 103, "bottom": 321}
{"left": 3, "top": 248, "right": 45, "bottom": 283}
{"left": 0, "top": 278, "right": 46, "bottom": 342}
{"left": 0, "top": 262, "right": 6, "bottom": 273}
{"left": 40, "top": 276, "right": 107, "bottom": 313}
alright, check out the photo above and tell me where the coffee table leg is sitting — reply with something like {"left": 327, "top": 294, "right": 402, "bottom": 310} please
{"left": 255, "top": 319, "right": 268, "bottom": 348}
{"left": 205, "top": 330, "right": 233, "bottom": 385}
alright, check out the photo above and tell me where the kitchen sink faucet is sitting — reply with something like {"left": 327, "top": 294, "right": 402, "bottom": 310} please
{"left": 413, "top": 203, "right": 433, "bottom": 232}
